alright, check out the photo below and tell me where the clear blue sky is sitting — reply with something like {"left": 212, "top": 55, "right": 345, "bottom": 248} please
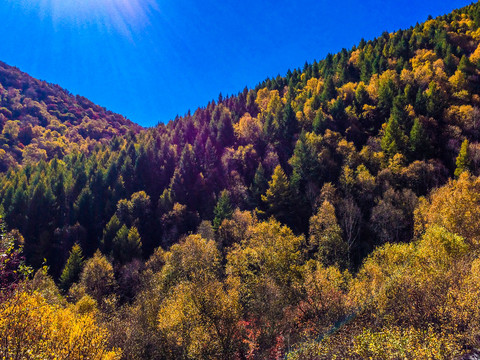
{"left": 0, "top": 0, "right": 474, "bottom": 127}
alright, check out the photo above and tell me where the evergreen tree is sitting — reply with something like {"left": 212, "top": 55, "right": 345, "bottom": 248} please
{"left": 59, "top": 243, "right": 84, "bottom": 292}
{"left": 127, "top": 227, "right": 143, "bottom": 259}
{"left": 458, "top": 55, "right": 474, "bottom": 76}
{"left": 101, "top": 215, "right": 122, "bottom": 254}
{"left": 354, "top": 82, "right": 369, "bottom": 112}
{"left": 321, "top": 76, "right": 337, "bottom": 102}
{"left": 415, "top": 88, "right": 427, "bottom": 115}
{"left": 112, "top": 225, "right": 142, "bottom": 264}
{"left": 213, "top": 190, "right": 233, "bottom": 231}
{"left": 262, "top": 165, "right": 293, "bottom": 224}
{"left": 279, "top": 103, "right": 298, "bottom": 145}
{"left": 290, "top": 132, "right": 318, "bottom": 192}
{"left": 444, "top": 48, "right": 456, "bottom": 76}
{"left": 425, "top": 81, "right": 446, "bottom": 119}
{"left": 455, "top": 139, "right": 470, "bottom": 178}
{"left": 409, "top": 118, "right": 429, "bottom": 158}
{"left": 249, "top": 164, "right": 268, "bottom": 209}
{"left": 381, "top": 115, "right": 407, "bottom": 159}
{"left": 391, "top": 95, "right": 408, "bottom": 127}
{"left": 378, "top": 77, "right": 396, "bottom": 119}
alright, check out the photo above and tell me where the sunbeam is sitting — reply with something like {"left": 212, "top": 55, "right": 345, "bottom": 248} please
{"left": 19, "top": 0, "right": 160, "bottom": 38}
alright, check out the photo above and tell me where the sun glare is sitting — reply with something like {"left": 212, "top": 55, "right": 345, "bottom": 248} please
{"left": 23, "top": 0, "right": 159, "bottom": 37}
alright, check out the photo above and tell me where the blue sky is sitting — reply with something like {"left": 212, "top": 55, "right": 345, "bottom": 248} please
{"left": 0, "top": 0, "right": 473, "bottom": 127}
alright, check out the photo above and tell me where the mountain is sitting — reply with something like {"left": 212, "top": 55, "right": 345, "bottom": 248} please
{"left": 0, "top": 60, "right": 140, "bottom": 171}
{"left": 2, "top": 2, "right": 480, "bottom": 359}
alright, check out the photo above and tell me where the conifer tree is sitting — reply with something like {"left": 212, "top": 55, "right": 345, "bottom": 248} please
{"left": 381, "top": 115, "right": 407, "bottom": 159}
{"left": 127, "top": 227, "right": 143, "bottom": 259}
{"left": 279, "top": 103, "right": 298, "bottom": 144}
{"left": 455, "top": 139, "right": 471, "bottom": 178}
{"left": 354, "top": 82, "right": 369, "bottom": 111}
{"left": 213, "top": 190, "right": 233, "bottom": 231}
{"left": 390, "top": 95, "right": 408, "bottom": 127}
{"left": 313, "top": 111, "right": 328, "bottom": 134}
{"left": 59, "top": 243, "right": 84, "bottom": 292}
{"left": 425, "top": 81, "right": 446, "bottom": 119}
{"left": 101, "top": 215, "right": 121, "bottom": 254}
{"left": 409, "top": 118, "right": 429, "bottom": 158}
{"left": 112, "top": 225, "right": 142, "bottom": 264}
{"left": 378, "top": 77, "right": 395, "bottom": 118}
{"left": 249, "top": 164, "right": 268, "bottom": 209}
{"left": 321, "top": 76, "right": 337, "bottom": 102}
{"left": 262, "top": 165, "right": 292, "bottom": 224}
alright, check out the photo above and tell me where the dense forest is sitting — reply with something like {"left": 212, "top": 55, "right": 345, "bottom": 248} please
{"left": 2, "top": 2, "right": 480, "bottom": 359}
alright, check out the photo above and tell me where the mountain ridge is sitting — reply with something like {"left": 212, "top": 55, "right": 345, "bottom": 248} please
{"left": 0, "top": 59, "right": 141, "bottom": 170}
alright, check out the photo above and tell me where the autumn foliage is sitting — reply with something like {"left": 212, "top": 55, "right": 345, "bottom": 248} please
{"left": 2, "top": 1, "right": 480, "bottom": 359}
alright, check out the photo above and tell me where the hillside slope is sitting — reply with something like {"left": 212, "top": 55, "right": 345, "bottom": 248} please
{"left": 1, "top": 2, "right": 480, "bottom": 359}
{"left": 0, "top": 61, "right": 140, "bottom": 170}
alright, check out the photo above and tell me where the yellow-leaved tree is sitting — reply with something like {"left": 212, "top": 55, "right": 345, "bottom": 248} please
{"left": 0, "top": 290, "right": 121, "bottom": 359}
{"left": 156, "top": 234, "right": 242, "bottom": 360}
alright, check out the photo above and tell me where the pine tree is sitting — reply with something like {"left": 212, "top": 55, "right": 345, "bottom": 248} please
{"left": 262, "top": 165, "right": 292, "bottom": 224}
{"left": 313, "top": 111, "right": 328, "bottom": 134}
{"left": 378, "top": 77, "right": 396, "bottom": 118}
{"left": 354, "top": 82, "right": 369, "bottom": 111}
{"left": 409, "top": 118, "right": 429, "bottom": 158}
{"left": 390, "top": 95, "right": 408, "bottom": 127}
{"left": 213, "top": 190, "right": 233, "bottom": 231}
{"left": 101, "top": 215, "right": 121, "bottom": 254}
{"left": 249, "top": 164, "right": 268, "bottom": 209}
{"left": 290, "top": 132, "right": 318, "bottom": 192}
{"left": 59, "top": 243, "right": 84, "bottom": 292}
{"left": 455, "top": 139, "right": 470, "bottom": 178}
{"left": 127, "top": 227, "right": 143, "bottom": 259}
{"left": 425, "top": 81, "right": 446, "bottom": 119}
{"left": 321, "top": 76, "right": 337, "bottom": 102}
{"left": 279, "top": 103, "right": 298, "bottom": 145}
{"left": 415, "top": 88, "right": 427, "bottom": 115}
{"left": 381, "top": 115, "right": 407, "bottom": 159}
{"left": 112, "top": 225, "right": 142, "bottom": 264}
{"left": 458, "top": 55, "right": 474, "bottom": 76}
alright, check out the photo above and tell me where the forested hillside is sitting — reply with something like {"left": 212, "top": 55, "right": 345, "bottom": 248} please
{"left": 0, "top": 61, "right": 140, "bottom": 170}
{"left": 2, "top": 2, "right": 480, "bottom": 359}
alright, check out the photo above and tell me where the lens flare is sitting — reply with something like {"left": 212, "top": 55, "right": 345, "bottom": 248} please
{"left": 20, "top": 0, "right": 159, "bottom": 38}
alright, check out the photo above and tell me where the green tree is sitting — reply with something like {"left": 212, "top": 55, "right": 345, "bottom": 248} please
{"left": 313, "top": 111, "right": 328, "bottom": 134}
{"left": 354, "top": 82, "right": 369, "bottom": 111}
{"left": 127, "top": 226, "right": 143, "bottom": 258}
{"left": 213, "top": 190, "right": 234, "bottom": 231}
{"left": 381, "top": 115, "right": 407, "bottom": 159}
{"left": 249, "top": 163, "right": 268, "bottom": 208}
{"left": 378, "top": 77, "right": 396, "bottom": 118}
{"left": 409, "top": 118, "right": 430, "bottom": 158}
{"left": 321, "top": 76, "right": 337, "bottom": 102}
{"left": 101, "top": 214, "right": 121, "bottom": 254}
{"left": 112, "top": 225, "right": 142, "bottom": 264}
{"left": 455, "top": 139, "right": 471, "bottom": 178}
{"left": 59, "top": 243, "right": 85, "bottom": 292}
{"left": 425, "top": 81, "right": 447, "bottom": 119}
{"left": 262, "top": 165, "right": 292, "bottom": 224}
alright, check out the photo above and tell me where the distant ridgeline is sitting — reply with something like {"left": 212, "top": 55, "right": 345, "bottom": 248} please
{"left": 0, "top": 61, "right": 140, "bottom": 170}
{"left": 1, "top": 2, "right": 480, "bottom": 359}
